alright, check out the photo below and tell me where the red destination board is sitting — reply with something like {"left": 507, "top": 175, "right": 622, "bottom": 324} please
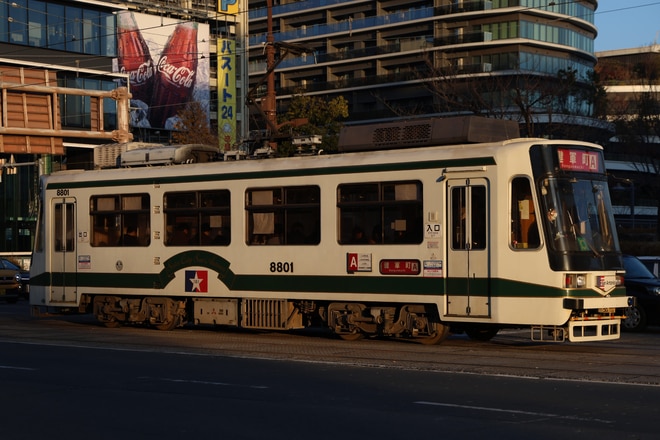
{"left": 557, "top": 148, "right": 602, "bottom": 173}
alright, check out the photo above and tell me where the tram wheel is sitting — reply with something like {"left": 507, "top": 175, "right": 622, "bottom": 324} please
{"left": 417, "top": 322, "right": 450, "bottom": 345}
{"left": 101, "top": 318, "right": 121, "bottom": 328}
{"left": 154, "top": 319, "right": 178, "bottom": 331}
{"left": 338, "top": 331, "right": 365, "bottom": 341}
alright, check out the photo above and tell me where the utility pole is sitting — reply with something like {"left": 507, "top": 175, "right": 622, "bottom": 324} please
{"left": 245, "top": 1, "right": 311, "bottom": 152}
{"left": 264, "top": 0, "right": 277, "bottom": 142}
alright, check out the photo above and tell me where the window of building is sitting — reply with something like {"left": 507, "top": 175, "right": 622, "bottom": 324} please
{"left": 83, "top": 9, "right": 101, "bottom": 55}
{"left": 8, "top": 1, "right": 27, "bottom": 44}
{"left": 338, "top": 181, "right": 423, "bottom": 245}
{"left": 46, "top": 2, "right": 66, "bottom": 50}
{"left": 246, "top": 186, "right": 320, "bottom": 245}
{"left": 90, "top": 194, "right": 150, "bottom": 247}
{"left": 164, "top": 190, "right": 231, "bottom": 246}
{"left": 0, "top": 1, "right": 116, "bottom": 56}
{"left": 58, "top": 76, "right": 118, "bottom": 129}
{"left": 28, "top": 0, "right": 47, "bottom": 47}
{"left": 65, "top": 5, "right": 82, "bottom": 53}
{"left": 101, "top": 12, "right": 116, "bottom": 56}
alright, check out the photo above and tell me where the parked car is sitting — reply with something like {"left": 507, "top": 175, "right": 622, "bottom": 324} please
{"left": 0, "top": 258, "right": 23, "bottom": 303}
{"left": 622, "top": 255, "right": 660, "bottom": 331}
{"left": 638, "top": 256, "right": 660, "bottom": 278}
{"left": 17, "top": 267, "right": 30, "bottom": 298}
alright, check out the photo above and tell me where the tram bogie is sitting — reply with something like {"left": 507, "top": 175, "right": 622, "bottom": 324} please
{"left": 327, "top": 302, "right": 447, "bottom": 344}
{"left": 91, "top": 295, "right": 186, "bottom": 330}
{"left": 29, "top": 117, "right": 631, "bottom": 344}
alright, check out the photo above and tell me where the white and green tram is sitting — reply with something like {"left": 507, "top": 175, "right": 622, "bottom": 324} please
{"left": 30, "top": 118, "right": 629, "bottom": 344}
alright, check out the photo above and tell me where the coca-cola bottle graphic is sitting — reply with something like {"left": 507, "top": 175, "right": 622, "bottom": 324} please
{"left": 117, "top": 11, "right": 155, "bottom": 106}
{"left": 149, "top": 22, "right": 198, "bottom": 129}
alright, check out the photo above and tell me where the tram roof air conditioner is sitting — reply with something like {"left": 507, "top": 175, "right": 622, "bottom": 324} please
{"left": 118, "top": 144, "right": 220, "bottom": 167}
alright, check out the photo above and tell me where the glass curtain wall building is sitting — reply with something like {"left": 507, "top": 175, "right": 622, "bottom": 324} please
{"left": 247, "top": 0, "right": 601, "bottom": 135}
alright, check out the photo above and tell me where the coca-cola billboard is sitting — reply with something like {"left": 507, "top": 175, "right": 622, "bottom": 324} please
{"left": 115, "top": 11, "right": 210, "bottom": 130}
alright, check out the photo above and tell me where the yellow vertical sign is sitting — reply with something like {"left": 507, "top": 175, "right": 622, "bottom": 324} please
{"left": 218, "top": 38, "right": 237, "bottom": 151}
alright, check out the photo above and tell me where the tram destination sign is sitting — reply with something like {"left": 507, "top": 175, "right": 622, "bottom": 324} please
{"left": 557, "top": 148, "right": 602, "bottom": 173}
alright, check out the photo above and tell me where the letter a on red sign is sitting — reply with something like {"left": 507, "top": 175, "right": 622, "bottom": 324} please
{"left": 347, "top": 253, "right": 358, "bottom": 272}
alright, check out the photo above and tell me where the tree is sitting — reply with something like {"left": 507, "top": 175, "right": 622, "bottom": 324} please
{"left": 171, "top": 101, "right": 218, "bottom": 146}
{"left": 409, "top": 56, "right": 608, "bottom": 140}
{"left": 277, "top": 94, "right": 349, "bottom": 155}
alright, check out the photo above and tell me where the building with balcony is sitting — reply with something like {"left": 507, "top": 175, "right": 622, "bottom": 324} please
{"left": 247, "top": 0, "right": 604, "bottom": 138}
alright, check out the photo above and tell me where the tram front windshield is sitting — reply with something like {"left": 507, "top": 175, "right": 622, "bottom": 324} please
{"left": 540, "top": 177, "right": 618, "bottom": 256}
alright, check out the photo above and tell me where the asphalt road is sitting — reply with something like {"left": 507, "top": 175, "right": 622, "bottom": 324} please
{"left": 1, "top": 300, "right": 659, "bottom": 439}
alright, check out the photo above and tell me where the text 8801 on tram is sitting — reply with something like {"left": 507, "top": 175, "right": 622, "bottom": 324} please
{"left": 29, "top": 117, "right": 630, "bottom": 344}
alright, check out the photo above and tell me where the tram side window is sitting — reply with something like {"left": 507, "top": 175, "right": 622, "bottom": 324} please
{"left": 90, "top": 194, "right": 150, "bottom": 246}
{"left": 54, "top": 202, "right": 75, "bottom": 252}
{"left": 471, "top": 186, "right": 487, "bottom": 250}
{"left": 451, "top": 187, "right": 467, "bottom": 249}
{"left": 450, "top": 186, "right": 487, "bottom": 250}
{"left": 164, "top": 190, "right": 231, "bottom": 246}
{"left": 511, "top": 177, "right": 540, "bottom": 249}
{"left": 338, "top": 181, "right": 423, "bottom": 244}
{"left": 245, "top": 186, "right": 320, "bottom": 245}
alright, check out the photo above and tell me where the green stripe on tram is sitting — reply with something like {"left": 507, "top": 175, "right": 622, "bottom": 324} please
{"left": 35, "top": 251, "right": 626, "bottom": 300}
{"left": 36, "top": 249, "right": 624, "bottom": 300}
{"left": 37, "top": 271, "right": 615, "bottom": 299}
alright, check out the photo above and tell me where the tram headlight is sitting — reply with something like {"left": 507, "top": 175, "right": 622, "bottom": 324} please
{"left": 564, "top": 273, "right": 587, "bottom": 288}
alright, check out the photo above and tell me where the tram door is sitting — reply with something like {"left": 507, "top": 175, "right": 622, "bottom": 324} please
{"left": 50, "top": 198, "right": 77, "bottom": 303}
{"left": 446, "top": 178, "right": 491, "bottom": 317}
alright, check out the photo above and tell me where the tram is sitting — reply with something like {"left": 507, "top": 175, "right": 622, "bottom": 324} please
{"left": 29, "top": 117, "right": 629, "bottom": 344}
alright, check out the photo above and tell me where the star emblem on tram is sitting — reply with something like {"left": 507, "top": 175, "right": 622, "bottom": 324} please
{"left": 185, "top": 270, "right": 208, "bottom": 293}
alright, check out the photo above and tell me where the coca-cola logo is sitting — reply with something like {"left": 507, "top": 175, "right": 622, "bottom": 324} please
{"left": 157, "top": 56, "right": 195, "bottom": 89}
{"left": 121, "top": 61, "right": 154, "bottom": 86}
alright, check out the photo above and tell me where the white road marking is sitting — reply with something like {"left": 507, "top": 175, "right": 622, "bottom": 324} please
{"left": 0, "top": 365, "right": 36, "bottom": 371}
{"left": 414, "top": 401, "right": 612, "bottom": 424}
{"left": 140, "top": 376, "right": 269, "bottom": 389}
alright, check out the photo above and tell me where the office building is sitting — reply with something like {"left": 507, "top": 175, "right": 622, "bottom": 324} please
{"left": 247, "top": 0, "right": 604, "bottom": 138}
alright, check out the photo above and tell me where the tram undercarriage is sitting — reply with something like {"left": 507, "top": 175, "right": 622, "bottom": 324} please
{"left": 92, "top": 295, "right": 187, "bottom": 331}
{"left": 325, "top": 302, "right": 450, "bottom": 344}
{"left": 86, "top": 294, "right": 451, "bottom": 344}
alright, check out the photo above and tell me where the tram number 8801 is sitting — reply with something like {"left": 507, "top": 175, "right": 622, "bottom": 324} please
{"left": 270, "top": 262, "right": 294, "bottom": 273}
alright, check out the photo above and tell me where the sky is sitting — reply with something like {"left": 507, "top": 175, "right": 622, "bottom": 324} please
{"left": 594, "top": 1, "right": 660, "bottom": 52}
